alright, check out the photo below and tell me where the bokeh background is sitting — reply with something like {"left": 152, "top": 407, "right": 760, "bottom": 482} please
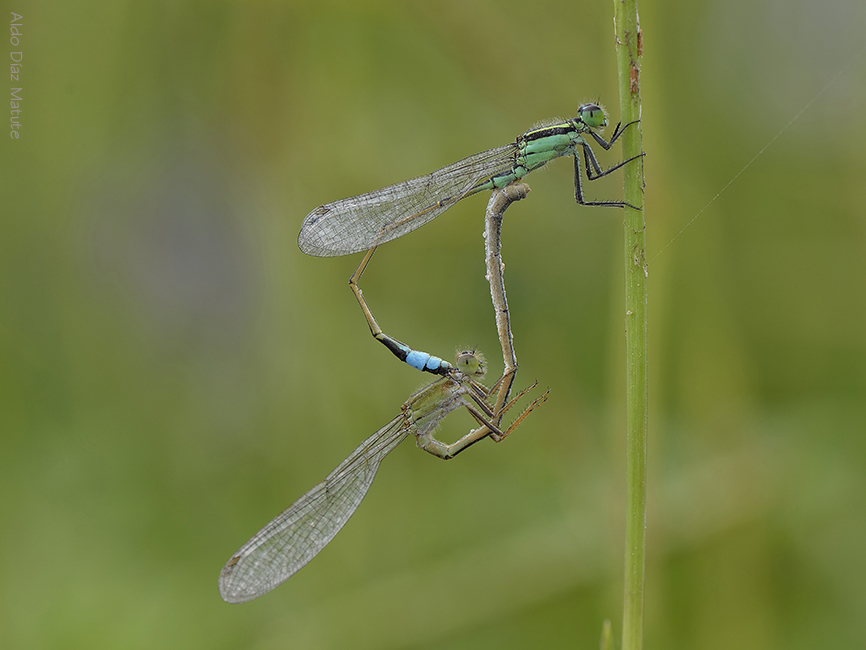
{"left": 3, "top": 0, "right": 865, "bottom": 648}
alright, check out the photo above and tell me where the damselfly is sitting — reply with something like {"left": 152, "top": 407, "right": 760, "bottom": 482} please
{"left": 297, "top": 103, "right": 641, "bottom": 257}
{"left": 218, "top": 350, "right": 548, "bottom": 603}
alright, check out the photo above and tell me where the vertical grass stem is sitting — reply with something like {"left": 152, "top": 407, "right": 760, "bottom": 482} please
{"left": 613, "top": 2, "right": 647, "bottom": 650}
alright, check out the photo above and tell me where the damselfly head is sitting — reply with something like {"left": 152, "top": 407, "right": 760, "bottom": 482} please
{"left": 454, "top": 349, "right": 487, "bottom": 378}
{"left": 577, "top": 103, "right": 608, "bottom": 129}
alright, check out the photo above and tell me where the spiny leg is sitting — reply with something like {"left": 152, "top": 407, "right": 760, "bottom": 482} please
{"left": 582, "top": 144, "right": 645, "bottom": 181}
{"left": 417, "top": 382, "right": 547, "bottom": 459}
{"left": 483, "top": 380, "right": 550, "bottom": 441}
{"left": 573, "top": 151, "right": 643, "bottom": 210}
{"left": 499, "top": 387, "right": 550, "bottom": 440}
{"left": 569, "top": 116, "right": 643, "bottom": 208}
{"left": 588, "top": 118, "right": 641, "bottom": 150}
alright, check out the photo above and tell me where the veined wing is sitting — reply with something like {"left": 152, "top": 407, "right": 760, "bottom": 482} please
{"left": 298, "top": 144, "right": 517, "bottom": 257}
{"left": 218, "top": 415, "right": 411, "bottom": 603}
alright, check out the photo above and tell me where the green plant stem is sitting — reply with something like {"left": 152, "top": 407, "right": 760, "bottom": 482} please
{"left": 613, "top": 2, "right": 647, "bottom": 650}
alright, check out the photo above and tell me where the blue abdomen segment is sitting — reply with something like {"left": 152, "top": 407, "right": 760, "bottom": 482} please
{"left": 380, "top": 335, "right": 452, "bottom": 375}
{"left": 405, "top": 350, "right": 447, "bottom": 372}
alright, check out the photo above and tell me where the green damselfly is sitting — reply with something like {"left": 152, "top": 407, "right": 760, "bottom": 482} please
{"left": 218, "top": 350, "right": 547, "bottom": 603}
{"left": 297, "top": 103, "right": 640, "bottom": 257}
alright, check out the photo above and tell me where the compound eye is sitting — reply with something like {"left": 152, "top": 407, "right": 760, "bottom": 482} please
{"left": 578, "top": 103, "right": 607, "bottom": 128}
{"left": 455, "top": 349, "right": 486, "bottom": 378}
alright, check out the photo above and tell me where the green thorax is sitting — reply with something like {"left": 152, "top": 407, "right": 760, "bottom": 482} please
{"left": 480, "top": 119, "right": 593, "bottom": 191}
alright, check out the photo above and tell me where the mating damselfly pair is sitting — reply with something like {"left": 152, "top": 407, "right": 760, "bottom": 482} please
{"left": 219, "top": 103, "right": 641, "bottom": 602}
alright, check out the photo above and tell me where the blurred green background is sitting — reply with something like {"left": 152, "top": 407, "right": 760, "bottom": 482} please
{"left": 2, "top": 0, "right": 865, "bottom": 648}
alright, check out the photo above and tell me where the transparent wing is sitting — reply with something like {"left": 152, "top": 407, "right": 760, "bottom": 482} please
{"left": 298, "top": 144, "right": 517, "bottom": 257}
{"left": 219, "top": 416, "right": 411, "bottom": 603}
